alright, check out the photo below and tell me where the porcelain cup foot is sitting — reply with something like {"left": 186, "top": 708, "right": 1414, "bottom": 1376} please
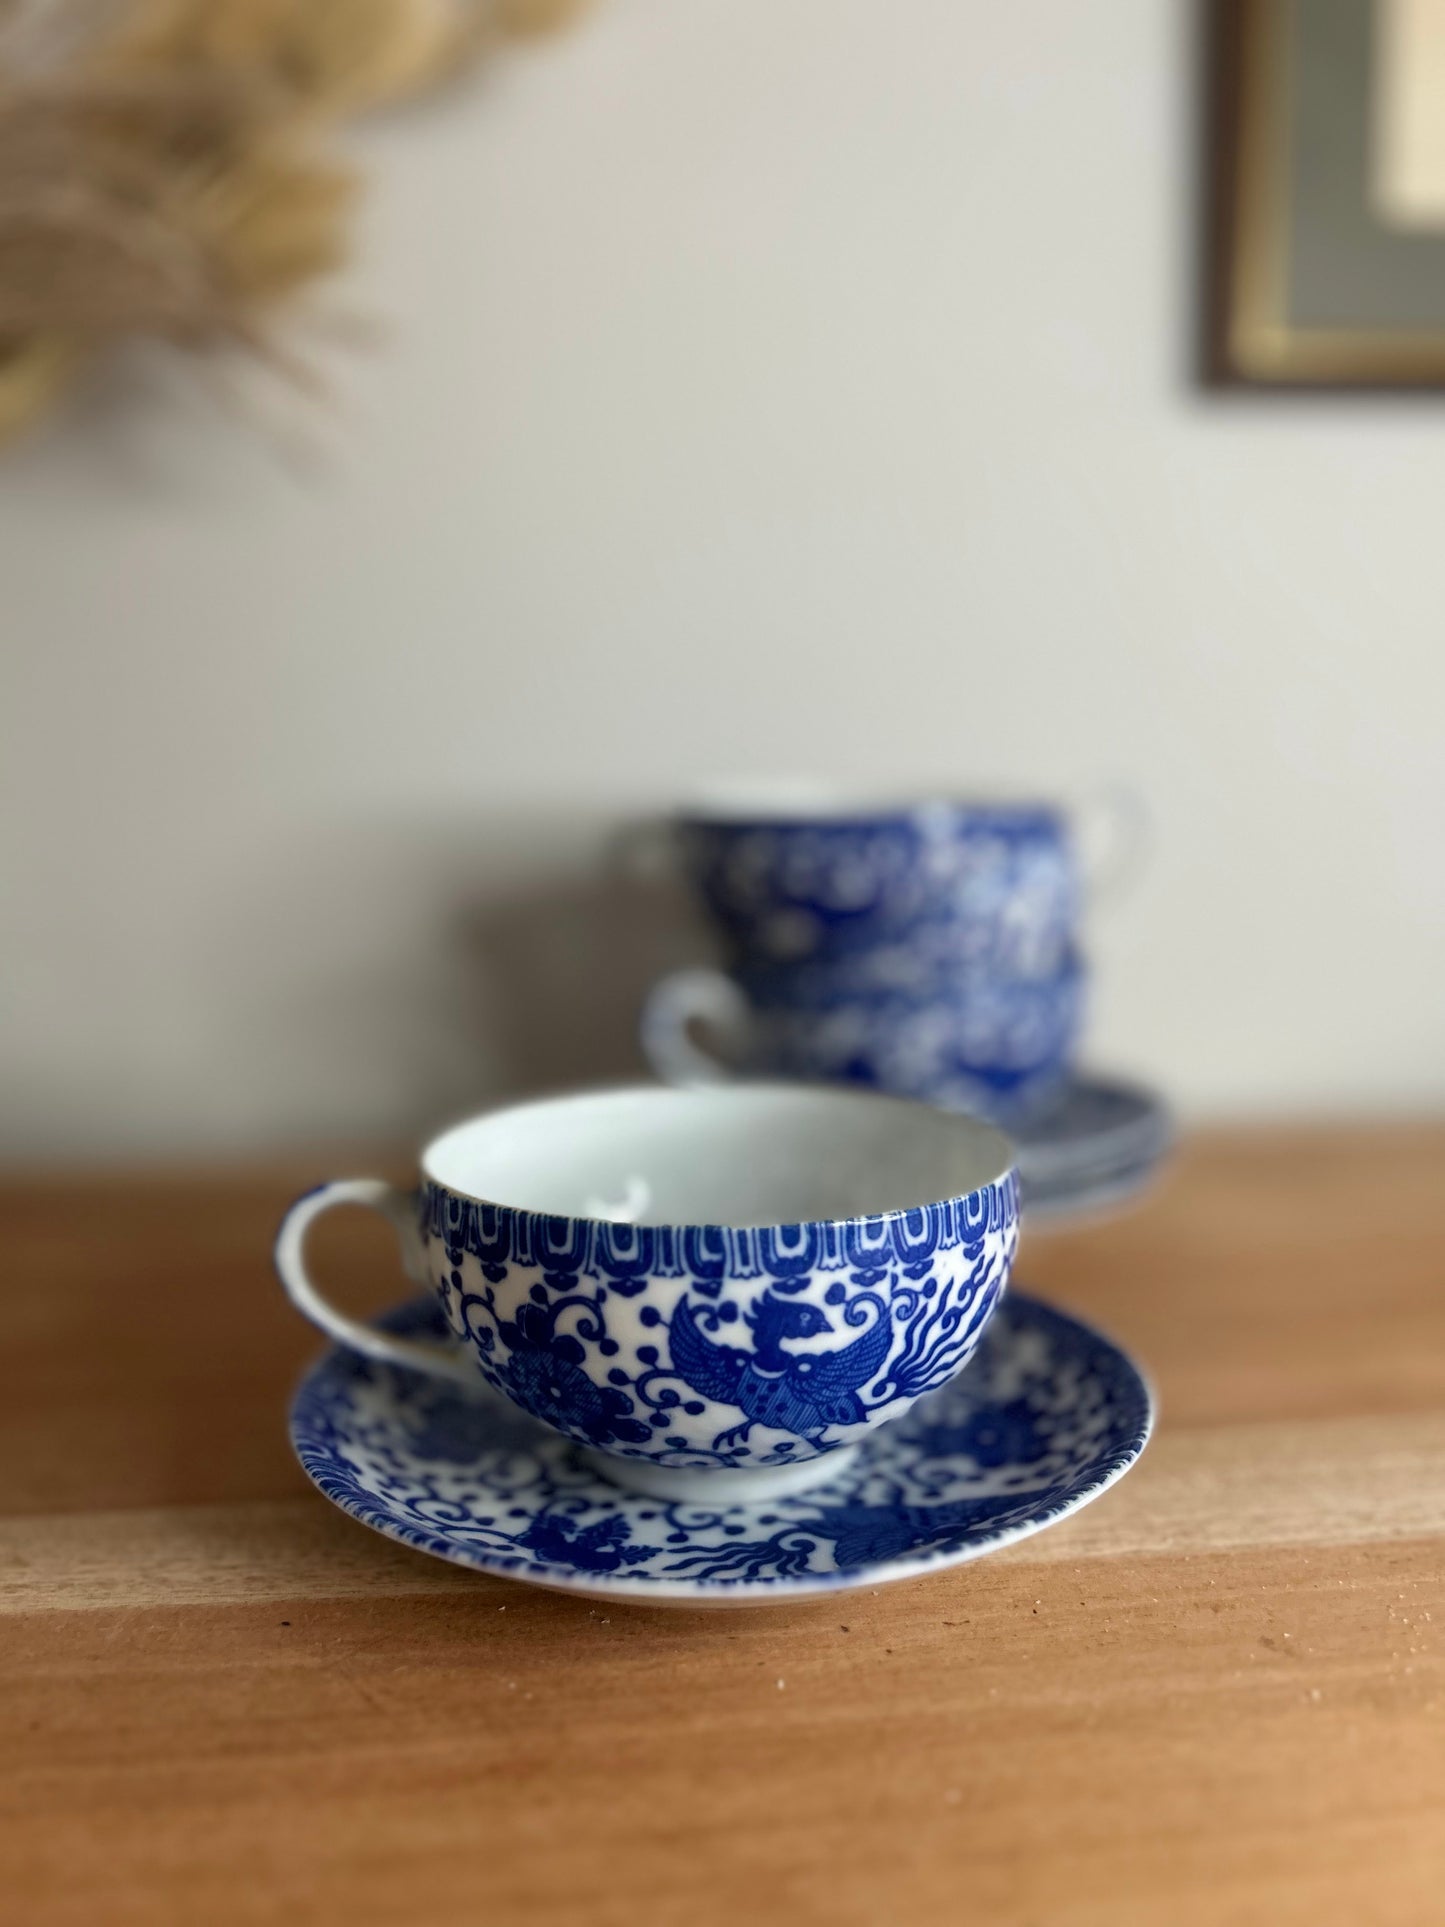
{"left": 581, "top": 1446, "right": 859, "bottom": 1505}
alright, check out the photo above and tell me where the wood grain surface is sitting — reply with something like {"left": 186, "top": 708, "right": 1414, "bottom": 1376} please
{"left": 3, "top": 1126, "right": 1444, "bottom": 1925}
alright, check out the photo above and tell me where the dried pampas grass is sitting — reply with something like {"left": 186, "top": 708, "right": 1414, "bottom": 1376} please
{"left": 0, "top": 0, "right": 590, "bottom": 443}
{"left": 107, "top": 0, "right": 480, "bottom": 116}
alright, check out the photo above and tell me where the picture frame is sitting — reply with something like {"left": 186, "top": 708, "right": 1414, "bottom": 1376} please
{"left": 1208, "top": 0, "right": 1445, "bottom": 385}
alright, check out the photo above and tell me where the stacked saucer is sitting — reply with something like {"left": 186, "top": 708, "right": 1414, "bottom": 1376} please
{"left": 1013, "top": 1076, "right": 1174, "bottom": 1223}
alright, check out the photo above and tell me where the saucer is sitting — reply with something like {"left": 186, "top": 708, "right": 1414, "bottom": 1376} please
{"left": 1013, "top": 1075, "right": 1173, "bottom": 1222}
{"left": 289, "top": 1292, "right": 1153, "bottom": 1604}
{"left": 1021, "top": 1150, "right": 1170, "bottom": 1228}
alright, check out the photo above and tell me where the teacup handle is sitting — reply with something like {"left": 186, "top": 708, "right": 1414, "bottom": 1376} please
{"left": 274, "top": 1179, "right": 477, "bottom": 1383}
{"left": 640, "top": 968, "right": 752, "bottom": 1085}
{"left": 1074, "top": 783, "right": 1149, "bottom": 909}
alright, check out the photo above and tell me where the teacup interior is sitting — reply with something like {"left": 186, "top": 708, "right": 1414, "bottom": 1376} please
{"left": 680, "top": 779, "right": 1061, "bottom": 829}
{"left": 424, "top": 1084, "right": 1013, "bottom": 1227}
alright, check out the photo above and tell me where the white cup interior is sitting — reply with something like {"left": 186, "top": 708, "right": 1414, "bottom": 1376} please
{"left": 679, "top": 779, "right": 1060, "bottom": 826}
{"left": 423, "top": 1084, "right": 1013, "bottom": 1227}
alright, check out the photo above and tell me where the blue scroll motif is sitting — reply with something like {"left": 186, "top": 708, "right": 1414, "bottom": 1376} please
{"left": 412, "top": 1172, "right": 1019, "bottom": 1469}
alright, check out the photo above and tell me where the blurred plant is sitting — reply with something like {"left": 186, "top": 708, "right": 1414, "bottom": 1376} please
{"left": 0, "top": 0, "right": 588, "bottom": 443}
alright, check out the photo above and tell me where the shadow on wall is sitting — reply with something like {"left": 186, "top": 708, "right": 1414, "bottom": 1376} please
{"left": 454, "top": 860, "right": 710, "bottom": 1103}
{"left": 144, "top": 809, "right": 718, "bottom": 1159}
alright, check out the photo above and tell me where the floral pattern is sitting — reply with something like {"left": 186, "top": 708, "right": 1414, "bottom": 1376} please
{"left": 494, "top": 1300, "right": 653, "bottom": 1449}
{"left": 418, "top": 1172, "right": 1019, "bottom": 1472}
{"left": 736, "top": 959, "right": 1084, "bottom": 1115}
{"left": 289, "top": 1291, "right": 1153, "bottom": 1601}
{"left": 682, "top": 806, "right": 1080, "bottom": 979}
{"left": 645, "top": 805, "right": 1094, "bottom": 1124}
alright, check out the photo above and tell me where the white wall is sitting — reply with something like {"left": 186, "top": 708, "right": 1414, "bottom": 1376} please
{"left": 4, "top": 0, "right": 1444, "bottom": 1159}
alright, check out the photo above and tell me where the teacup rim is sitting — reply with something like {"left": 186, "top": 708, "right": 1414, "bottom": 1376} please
{"left": 419, "top": 1080, "right": 1017, "bottom": 1232}
{"left": 673, "top": 781, "right": 1065, "bottom": 831}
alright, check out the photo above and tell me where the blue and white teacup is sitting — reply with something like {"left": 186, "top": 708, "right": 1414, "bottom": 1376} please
{"left": 641, "top": 953, "right": 1085, "bottom": 1122}
{"left": 623, "top": 785, "right": 1142, "bottom": 981}
{"left": 275, "top": 1084, "right": 1018, "bottom": 1502}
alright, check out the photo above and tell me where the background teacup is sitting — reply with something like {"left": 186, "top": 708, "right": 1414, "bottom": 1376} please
{"left": 619, "top": 783, "right": 1143, "bottom": 980}
{"left": 275, "top": 1084, "right": 1019, "bottom": 1502}
{"left": 641, "top": 953, "right": 1084, "bottom": 1120}
{"left": 627, "top": 785, "right": 1135, "bottom": 1121}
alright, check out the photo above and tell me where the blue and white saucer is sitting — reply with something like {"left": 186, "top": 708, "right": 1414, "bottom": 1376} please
{"left": 290, "top": 1292, "right": 1153, "bottom": 1604}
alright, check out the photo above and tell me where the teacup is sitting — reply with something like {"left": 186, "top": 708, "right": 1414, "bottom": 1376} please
{"left": 640, "top": 954, "right": 1085, "bottom": 1122}
{"left": 275, "top": 1084, "right": 1018, "bottom": 1501}
{"left": 622, "top": 784, "right": 1142, "bottom": 980}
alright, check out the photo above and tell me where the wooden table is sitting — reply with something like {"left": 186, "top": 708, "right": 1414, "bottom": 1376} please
{"left": 4, "top": 1128, "right": 1444, "bottom": 1925}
